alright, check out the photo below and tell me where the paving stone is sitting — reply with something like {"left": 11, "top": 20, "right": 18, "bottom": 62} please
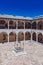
{"left": 0, "top": 42, "right": 43, "bottom": 65}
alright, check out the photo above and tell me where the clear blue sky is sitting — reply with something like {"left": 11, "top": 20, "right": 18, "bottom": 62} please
{"left": 0, "top": 0, "right": 43, "bottom": 17}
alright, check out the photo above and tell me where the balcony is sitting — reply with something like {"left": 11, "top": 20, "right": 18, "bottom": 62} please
{"left": 9, "top": 21, "right": 16, "bottom": 29}
{"left": 18, "top": 26, "right": 24, "bottom": 29}
{"left": 9, "top": 25, "right": 16, "bottom": 29}
{"left": 0, "top": 24, "right": 8, "bottom": 29}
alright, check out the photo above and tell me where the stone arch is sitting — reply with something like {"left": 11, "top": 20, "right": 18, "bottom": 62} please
{"left": 18, "top": 32, "right": 24, "bottom": 41}
{"left": 9, "top": 20, "right": 16, "bottom": 29}
{"left": 0, "top": 20, "right": 8, "bottom": 29}
{"left": 25, "top": 22, "right": 31, "bottom": 29}
{"left": 32, "top": 32, "right": 36, "bottom": 41}
{"left": 0, "top": 32, "right": 8, "bottom": 43}
{"left": 18, "top": 20, "right": 24, "bottom": 29}
{"left": 38, "top": 21, "right": 43, "bottom": 30}
{"left": 32, "top": 22, "right": 36, "bottom": 29}
{"left": 25, "top": 32, "right": 31, "bottom": 40}
{"left": 38, "top": 33, "right": 42, "bottom": 43}
{"left": 9, "top": 32, "right": 16, "bottom": 42}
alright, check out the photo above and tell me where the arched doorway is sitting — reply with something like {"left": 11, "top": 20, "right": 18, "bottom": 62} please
{"left": 32, "top": 32, "right": 36, "bottom": 41}
{"left": 38, "top": 33, "right": 42, "bottom": 43}
{"left": 25, "top": 32, "right": 31, "bottom": 40}
{"left": 0, "top": 20, "right": 8, "bottom": 29}
{"left": 38, "top": 21, "right": 43, "bottom": 30}
{"left": 9, "top": 21, "right": 16, "bottom": 29}
{"left": 25, "top": 22, "right": 31, "bottom": 29}
{"left": 18, "top": 32, "right": 24, "bottom": 41}
{"left": 0, "top": 32, "right": 8, "bottom": 43}
{"left": 18, "top": 20, "right": 24, "bottom": 29}
{"left": 9, "top": 32, "right": 16, "bottom": 42}
{"left": 32, "top": 22, "right": 36, "bottom": 29}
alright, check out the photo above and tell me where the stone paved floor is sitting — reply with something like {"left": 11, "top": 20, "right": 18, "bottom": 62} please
{"left": 0, "top": 41, "right": 43, "bottom": 65}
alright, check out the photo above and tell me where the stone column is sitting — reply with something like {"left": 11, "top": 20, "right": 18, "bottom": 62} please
{"left": 31, "top": 22, "right": 32, "bottom": 42}
{"left": 8, "top": 20, "right": 9, "bottom": 43}
{"left": 23, "top": 21, "right": 25, "bottom": 51}
{"left": 16, "top": 33, "right": 18, "bottom": 47}
{"left": 24, "top": 21, "right": 25, "bottom": 43}
{"left": 36, "top": 22, "right": 38, "bottom": 43}
{"left": 16, "top": 20, "right": 18, "bottom": 47}
{"left": 36, "top": 32, "right": 38, "bottom": 43}
{"left": 36, "top": 22, "right": 38, "bottom": 30}
{"left": 23, "top": 32, "right": 25, "bottom": 51}
{"left": 16, "top": 20, "right": 18, "bottom": 29}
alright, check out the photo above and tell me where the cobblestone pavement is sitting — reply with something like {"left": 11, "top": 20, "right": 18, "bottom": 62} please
{"left": 0, "top": 41, "right": 43, "bottom": 65}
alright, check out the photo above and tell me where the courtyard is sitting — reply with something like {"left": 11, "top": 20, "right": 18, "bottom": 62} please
{"left": 0, "top": 41, "right": 43, "bottom": 65}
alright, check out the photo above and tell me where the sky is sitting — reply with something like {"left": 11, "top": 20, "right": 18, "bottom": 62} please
{"left": 0, "top": 0, "right": 43, "bottom": 17}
